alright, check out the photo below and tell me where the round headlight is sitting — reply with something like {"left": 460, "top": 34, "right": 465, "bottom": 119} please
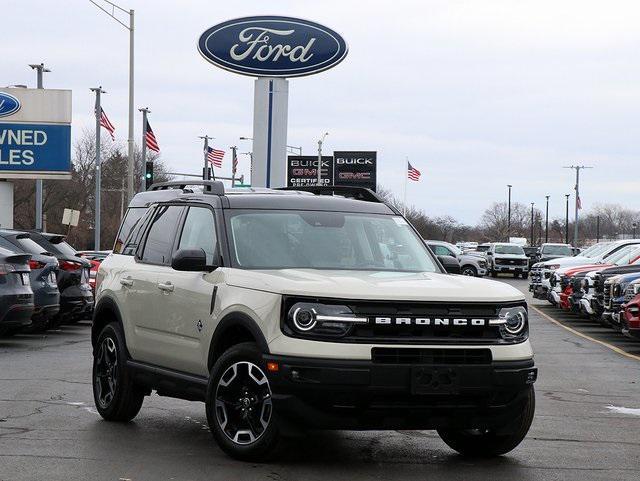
{"left": 498, "top": 306, "right": 528, "bottom": 337}
{"left": 292, "top": 307, "right": 317, "bottom": 331}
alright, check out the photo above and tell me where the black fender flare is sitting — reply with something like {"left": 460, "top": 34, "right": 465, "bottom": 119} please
{"left": 208, "top": 312, "right": 270, "bottom": 369}
{"left": 92, "top": 296, "right": 124, "bottom": 348}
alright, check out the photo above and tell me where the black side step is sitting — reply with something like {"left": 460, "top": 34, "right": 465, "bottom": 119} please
{"left": 127, "top": 360, "right": 208, "bottom": 402}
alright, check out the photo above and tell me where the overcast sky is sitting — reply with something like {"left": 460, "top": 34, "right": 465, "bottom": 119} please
{"left": 4, "top": 0, "right": 639, "bottom": 223}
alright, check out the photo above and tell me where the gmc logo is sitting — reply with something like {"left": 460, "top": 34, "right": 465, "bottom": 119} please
{"left": 373, "top": 317, "right": 487, "bottom": 326}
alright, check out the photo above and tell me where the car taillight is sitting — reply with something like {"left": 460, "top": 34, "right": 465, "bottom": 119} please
{"left": 29, "top": 260, "right": 46, "bottom": 270}
{"left": 59, "top": 260, "right": 83, "bottom": 271}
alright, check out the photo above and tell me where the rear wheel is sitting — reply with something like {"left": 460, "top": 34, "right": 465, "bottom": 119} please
{"left": 437, "top": 387, "right": 535, "bottom": 457}
{"left": 206, "top": 342, "right": 280, "bottom": 461}
{"left": 92, "top": 322, "right": 144, "bottom": 422}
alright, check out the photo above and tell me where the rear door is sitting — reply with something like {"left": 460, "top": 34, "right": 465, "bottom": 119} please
{"left": 127, "top": 204, "right": 185, "bottom": 366}
{"left": 152, "top": 205, "right": 223, "bottom": 375}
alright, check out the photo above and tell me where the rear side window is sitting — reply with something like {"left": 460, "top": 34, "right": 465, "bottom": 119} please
{"left": 140, "top": 205, "right": 183, "bottom": 264}
{"left": 114, "top": 207, "right": 147, "bottom": 254}
{"left": 0, "top": 237, "right": 17, "bottom": 252}
{"left": 177, "top": 207, "right": 217, "bottom": 265}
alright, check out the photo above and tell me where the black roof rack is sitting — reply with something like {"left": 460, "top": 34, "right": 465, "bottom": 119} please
{"left": 276, "top": 186, "right": 387, "bottom": 204}
{"left": 148, "top": 180, "right": 225, "bottom": 195}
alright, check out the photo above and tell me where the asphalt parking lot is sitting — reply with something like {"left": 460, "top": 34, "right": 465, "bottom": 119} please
{"left": 1, "top": 278, "right": 639, "bottom": 481}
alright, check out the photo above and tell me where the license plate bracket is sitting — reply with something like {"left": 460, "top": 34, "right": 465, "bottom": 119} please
{"left": 411, "top": 366, "right": 461, "bottom": 395}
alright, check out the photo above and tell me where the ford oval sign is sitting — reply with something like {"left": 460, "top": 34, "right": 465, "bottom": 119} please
{"left": 0, "top": 92, "right": 21, "bottom": 118}
{"left": 198, "top": 16, "right": 348, "bottom": 78}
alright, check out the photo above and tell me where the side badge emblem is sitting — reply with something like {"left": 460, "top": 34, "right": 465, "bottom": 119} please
{"left": 196, "top": 320, "right": 204, "bottom": 333}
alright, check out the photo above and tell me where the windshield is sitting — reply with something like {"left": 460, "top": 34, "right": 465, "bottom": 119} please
{"left": 494, "top": 245, "right": 525, "bottom": 255}
{"left": 582, "top": 242, "right": 611, "bottom": 258}
{"left": 541, "top": 245, "right": 573, "bottom": 256}
{"left": 476, "top": 245, "right": 490, "bottom": 252}
{"left": 33, "top": 236, "right": 77, "bottom": 257}
{"left": 608, "top": 245, "right": 640, "bottom": 265}
{"left": 226, "top": 210, "right": 439, "bottom": 272}
{"left": 601, "top": 243, "right": 640, "bottom": 262}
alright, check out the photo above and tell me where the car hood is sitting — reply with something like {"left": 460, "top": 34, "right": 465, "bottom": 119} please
{"left": 558, "top": 264, "right": 610, "bottom": 276}
{"left": 223, "top": 268, "right": 524, "bottom": 302}
{"left": 459, "top": 254, "right": 484, "bottom": 264}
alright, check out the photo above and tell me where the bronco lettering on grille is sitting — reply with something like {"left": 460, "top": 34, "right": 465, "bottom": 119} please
{"left": 374, "top": 317, "right": 486, "bottom": 326}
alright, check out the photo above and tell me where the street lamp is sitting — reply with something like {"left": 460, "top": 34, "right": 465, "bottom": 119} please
{"left": 29, "top": 62, "right": 51, "bottom": 232}
{"left": 90, "top": 0, "right": 135, "bottom": 203}
{"left": 564, "top": 194, "right": 570, "bottom": 244}
{"left": 317, "top": 132, "right": 329, "bottom": 185}
{"left": 530, "top": 202, "right": 535, "bottom": 246}
{"left": 507, "top": 185, "right": 512, "bottom": 242}
{"left": 545, "top": 195, "right": 550, "bottom": 243}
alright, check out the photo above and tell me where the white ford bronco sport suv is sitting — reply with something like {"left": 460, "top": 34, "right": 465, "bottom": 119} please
{"left": 92, "top": 182, "right": 537, "bottom": 461}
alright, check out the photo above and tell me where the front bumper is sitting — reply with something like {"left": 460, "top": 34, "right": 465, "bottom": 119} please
{"left": 59, "top": 287, "right": 94, "bottom": 320}
{"left": 493, "top": 265, "right": 528, "bottom": 273}
{"left": 263, "top": 353, "right": 537, "bottom": 430}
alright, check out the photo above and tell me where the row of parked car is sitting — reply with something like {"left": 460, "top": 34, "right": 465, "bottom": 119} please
{"left": 0, "top": 228, "right": 107, "bottom": 337}
{"left": 528, "top": 239, "right": 640, "bottom": 340}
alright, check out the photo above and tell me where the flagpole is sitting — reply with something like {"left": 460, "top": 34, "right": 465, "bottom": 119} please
{"left": 90, "top": 86, "right": 106, "bottom": 250}
{"left": 199, "top": 135, "right": 214, "bottom": 180}
{"left": 139, "top": 107, "right": 150, "bottom": 175}
{"left": 403, "top": 157, "right": 408, "bottom": 217}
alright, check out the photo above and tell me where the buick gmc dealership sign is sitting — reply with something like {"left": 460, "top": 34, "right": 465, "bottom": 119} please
{"left": 0, "top": 88, "right": 72, "bottom": 180}
{"left": 198, "top": 16, "right": 348, "bottom": 77}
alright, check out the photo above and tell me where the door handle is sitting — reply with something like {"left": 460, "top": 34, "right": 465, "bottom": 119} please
{"left": 120, "top": 278, "right": 134, "bottom": 287}
{"left": 157, "top": 282, "right": 174, "bottom": 293}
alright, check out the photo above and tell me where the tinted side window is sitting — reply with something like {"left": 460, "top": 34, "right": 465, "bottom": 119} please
{"left": 431, "top": 245, "right": 452, "bottom": 256}
{"left": 177, "top": 207, "right": 217, "bottom": 264}
{"left": 114, "top": 207, "right": 147, "bottom": 254}
{"left": 122, "top": 208, "right": 153, "bottom": 256}
{"left": 140, "top": 206, "right": 183, "bottom": 264}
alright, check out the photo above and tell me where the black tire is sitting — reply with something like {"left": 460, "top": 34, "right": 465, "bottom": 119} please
{"left": 92, "top": 322, "right": 144, "bottom": 422}
{"left": 206, "top": 342, "right": 280, "bottom": 461}
{"left": 461, "top": 265, "right": 477, "bottom": 277}
{"left": 437, "top": 387, "right": 535, "bottom": 457}
{"left": 490, "top": 270, "right": 498, "bottom": 278}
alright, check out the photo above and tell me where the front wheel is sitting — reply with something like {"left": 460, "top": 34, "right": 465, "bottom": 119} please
{"left": 461, "top": 265, "right": 477, "bottom": 277}
{"left": 206, "top": 342, "right": 281, "bottom": 461}
{"left": 437, "top": 387, "right": 535, "bottom": 457}
{"left": 92, "top": 322, "right": 144, "bottom": 422}
{"left": 490, "top": 270, "right": 498, "bottom": 278}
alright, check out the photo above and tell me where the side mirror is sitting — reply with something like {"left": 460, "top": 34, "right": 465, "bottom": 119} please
{"left": 438, "top": 255, "right": 461, "bottom": 274}
{"left": 171, "top": 248, "right": 213, "bottom": 272}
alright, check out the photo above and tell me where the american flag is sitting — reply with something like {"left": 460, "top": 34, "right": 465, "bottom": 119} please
{"left": 145, "top": 121, "right": 160, "bottom": 153}
{"left": 232, "top": 150, "right": 238, "bottom": 173}
{"left": 99, "top": 108, "right": 115, "bottom": 141}
{"left": 407, "top": 161, "right": 421, "bottom": 181}
{"left": 206, "top": 146, "right": 225, "bottom": 168}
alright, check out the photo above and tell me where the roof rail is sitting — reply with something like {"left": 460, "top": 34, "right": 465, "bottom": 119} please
{"left": 148, "top": 180, "right": 225, "bottom": 195}
{"left": 276, "top": 186, "right": 386, "bottom": 204}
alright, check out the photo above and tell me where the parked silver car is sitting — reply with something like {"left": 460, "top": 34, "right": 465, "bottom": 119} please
{"left": 425, "top": 240, "right": 488, "bottom": 276}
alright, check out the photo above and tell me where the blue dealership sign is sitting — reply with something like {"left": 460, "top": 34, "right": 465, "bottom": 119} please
{"left": 0, "top": 92, "right": 21, "bottom": 118}
{"left": 0, "top": 123, "right": 71, "bottom": 174}
{"left": 198, "top": 16, "right": 348, "bottom": 78}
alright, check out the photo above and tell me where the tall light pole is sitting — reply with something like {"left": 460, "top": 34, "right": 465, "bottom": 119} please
{"left": 530, "top": 202, "right": 535, "bottom": 246}
{"left": 317, "top": 132, "right": 329, "bottom": 185}
{"left": 506, "top": 184, "right": 512, "bottom": 242}
{"left": 91, "top": 86, "right": 107, "bottom": 250}
{"left": 545, "top": 195, "right": 550, "bottom": 243}
{"left": 90, "top": 0, "right": 135, "bottom": 202}
{"left": 565, "top": 194, "right": 570, "bottom": 244}
{"left": 564, "top": 165, "right": 593, "bottom": 247}
{"left": 29, "top": 62, "right": 51, "bottom": 231}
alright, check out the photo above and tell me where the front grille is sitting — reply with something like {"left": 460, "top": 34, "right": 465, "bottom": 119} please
{"left": 560, "top": 275, "right": 570, "bottom": 289}
{"left": 495, "top": 258, "right": 527, "bottom": 266}
{"left": 571, "top": 277, "right": 583, "bottom": 293}
{"left": 371, "top": 347, "right": 492, "bottom": 365}
{"left": 624, "top": 285, "right": 636, "bottom": 303}
{"left": 603, "top": 282, "right": 612, "bottom": 309}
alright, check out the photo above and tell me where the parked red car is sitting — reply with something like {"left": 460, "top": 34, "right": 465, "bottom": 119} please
{"left": 76, "top": 251, "right": 111, "bottom": 294}
{"left": 621, "top": 279, "right": 640, "bottom": 339}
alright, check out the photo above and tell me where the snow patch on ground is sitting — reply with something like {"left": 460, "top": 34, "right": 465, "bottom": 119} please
{"left": 605, "top": 405, "right": 640, "bottom": 416}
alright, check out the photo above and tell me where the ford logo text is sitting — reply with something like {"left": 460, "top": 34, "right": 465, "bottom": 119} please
{"left": 198, "top": 16, "right": 348, "bottom": 78}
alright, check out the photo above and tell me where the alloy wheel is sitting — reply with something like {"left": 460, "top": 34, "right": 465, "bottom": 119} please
{"left": 215, "top": 361, "right": 273, "bottom": 445}
{"left": 95, "top": 337, "right": 118, "bottom": 409}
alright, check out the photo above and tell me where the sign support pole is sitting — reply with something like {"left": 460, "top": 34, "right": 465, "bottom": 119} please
{"left": 91, "top": 86, "right": 106, "bottom": 250}
{"left": 29, "top": 62, "right": 51, "bottom": 231}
